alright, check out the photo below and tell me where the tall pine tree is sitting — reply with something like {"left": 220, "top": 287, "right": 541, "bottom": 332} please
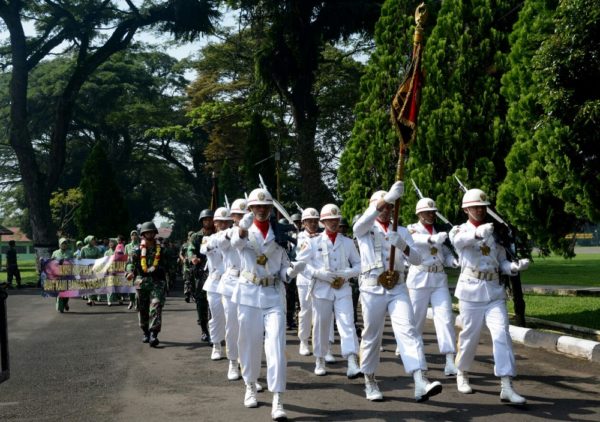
{"left": 75, "top": 143, "right": 130, "bottom": 239}
{"left": 404, "top": 0, "right": 521, "bottom": 225}
{"left": 338, "top": 0, "right": 422, "bottom": 221}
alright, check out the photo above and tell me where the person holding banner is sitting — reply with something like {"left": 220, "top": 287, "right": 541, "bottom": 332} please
{"left": 81, "top": 235, "right": 102, "bottom": 306}
{"left": 451, "top": 188, "right": 530, "bottom": 404}
{"left": 126, "top": 222, "right": 166, "bottom": 347}
{"left": 353, "top": 183, "right": 443, "bottom": 403}
{"left": 406, "top": 198, "right": 458, "bottom": 376}
{"left": 53, "top": 238, "right": 73, "bottom": 313}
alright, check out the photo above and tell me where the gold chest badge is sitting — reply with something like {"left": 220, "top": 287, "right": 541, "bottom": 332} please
{"left": 256, "top": 254, "right": 268, "bottom": 266}
{"left": 480, "top": 245, "right": 491, "bottom": 256}
{"left": 430, "top": 247, "right": 438, "bottom": 255}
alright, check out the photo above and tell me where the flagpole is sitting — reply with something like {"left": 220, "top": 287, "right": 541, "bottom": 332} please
{"left": 387, "top": 3, "right": 428, "bottom": 277}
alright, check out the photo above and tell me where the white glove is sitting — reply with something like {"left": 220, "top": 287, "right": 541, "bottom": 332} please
{"left": 449, "top": 225, "right": 460, "bottom": 242}
{"left": 286, "top": 261, "right": 306, "bottom": 279}
{"left": 314, "top": 269, "right": 336, "bottom": 283}
{"left": 430, "top": 232, "right": 448, "bottom": 245}
{"left": 388, "top": 231, "right": 407, "bottom": 251}
{"left": 239, "top": 212, "right": 255, "bottom": 230}
{"left": 451, "top": 258, "right": 460, "bottom": 268}
{"left": 475, "top": 223, "right": 494, "bottom": 240}
{"left": 383, "top": 181, "right": 404, "bottom": 203}
{"left": 510, "top": 259, "right": 530, "bottom": 273}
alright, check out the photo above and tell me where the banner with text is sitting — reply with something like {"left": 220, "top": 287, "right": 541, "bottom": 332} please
{"left": 41, "top": 255, "right": 135, "bottom": 298}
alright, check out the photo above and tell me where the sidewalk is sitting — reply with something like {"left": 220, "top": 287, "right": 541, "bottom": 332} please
{"left": 429, "top": 284, "right": 600, "bottom": 364}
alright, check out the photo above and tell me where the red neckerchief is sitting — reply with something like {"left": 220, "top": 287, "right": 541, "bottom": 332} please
{"left": 326, "top": 230, "right": 337, "bottom": 244}
{"left": 376, "top": 218, "right": 390, "bottom": 233}
{"left": 470, "top": 219, "right": 483, "bottom": 228}
{"left": 423, "top": 223, "right": 434, "bottom": 235}
{"left": 254, "top": 219, "right": 270, "bottom": 239}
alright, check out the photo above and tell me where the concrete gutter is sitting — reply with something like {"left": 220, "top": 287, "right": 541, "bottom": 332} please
{"left": 426, "top": 308, "right": 600, "bottom": 364}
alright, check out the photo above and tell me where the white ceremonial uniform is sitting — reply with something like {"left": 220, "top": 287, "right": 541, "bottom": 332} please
{"left": 201, "top": 233, "right": 226, "bottom": 345}
{"left": 296, "top": 232, "right": 361, "bottom": 358}
{"left": 406, "top": 222, "right": 457, "bottom": 354}
{"left": 353, "top": 205, "right": 427, "bottom": 375}
{"left": 295, "top": 230, "right": 315, "bottom": 345}
{"left": 231, "top": 223, "right": 289, "bottom": 393}
{"left": 216, "top": 227, "right": 241, "bottom": 361}
{"left": 451, "top": 221, "right": 516, "bottom": 377}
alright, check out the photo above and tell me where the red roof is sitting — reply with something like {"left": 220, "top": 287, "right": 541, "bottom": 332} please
{"left": 2, "top": 227, "right": 31, "bottom": 242}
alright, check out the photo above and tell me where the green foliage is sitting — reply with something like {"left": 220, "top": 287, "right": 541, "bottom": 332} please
{"left": 508, "top": 294, "right": 600, "bottom": 330}
{"left": 338, "top": 0, "right": 426, "bottom": 221}
{"left": 499, "top": 0, "right": 599, "bottom": 256}
{"left": 49, "top": 188, "right": 83, "bottom": 237}
{"left": 74, "top": 143, "right": 129, "bottom": 239}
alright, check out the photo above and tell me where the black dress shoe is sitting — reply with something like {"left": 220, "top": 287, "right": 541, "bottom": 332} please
{"left": 142, "top": 332, "right": 150, "bottom": 343}
{"left": 201, "top": 332, "right": 210, "bottom": 343}
{"left": 185, "top": 296, "right": 191, "bottom": 303}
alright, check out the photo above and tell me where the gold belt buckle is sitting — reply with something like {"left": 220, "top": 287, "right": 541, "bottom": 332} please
{"left": 430, "top": 247, "right": 438, "bottom": 255}
{"left": 256, "top": 254, "right": 268, "bottom": 266}
{"left": 331, "top": 277, "right": 345, "bottom": 289}
{"left": 377, "top": 270, "right": 399, "bottom": 290}
{"left": 480, "top": 245, "right": 490, "bottom": 256}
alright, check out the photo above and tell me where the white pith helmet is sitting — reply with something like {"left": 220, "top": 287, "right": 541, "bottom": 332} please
{"left": 320, "top": 204, "right": 342, "bottom": 220}
{"left": 247, "top": 188, "right": 273, "bottom": 207}
{"left": 230, "top": 198, "right": 249, "bottom": 214}
{"left": 462, "top": 188, "right": 490, "bottom": 208}
{"left": 369, "top": 190, "right": 387, "bottom": 204}
{"left": 415, "top": 198, "right": 437, "bottom": 214}
{"left": 213, "top": 207, "right": 232, "bottom": 221}
{"left": 301, "top": 207, "right": 320, "bottom": 221}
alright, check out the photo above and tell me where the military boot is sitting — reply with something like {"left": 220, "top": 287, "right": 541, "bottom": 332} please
{"left": 444, "top": 353, "right": 458, "bottom": 376}
{"left": 346, "top": 353, "right": 361, "bottom": 379}
{"left": 413, "top": 369, "right": 443, "bottom": 402}
{"left": 244, "top": 382, "right": 258, "bottom": 408}
{"left": 271, "top": 392, "right": 287, "bottom": 421}
{"left": 142, "top": 330, "right": 150, "bottom": 343}
{"left": 149, "top": 332, "right": 160, "bottom": 347}
{"left": 500, "top": 377, "right": 526, "bottom": 404}
{"left": 364, "top": 373, "right": 383, "bottom": 401}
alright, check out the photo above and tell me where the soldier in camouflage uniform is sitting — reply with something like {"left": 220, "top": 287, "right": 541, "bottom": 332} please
{"left": 126, "top": 221, "right": 166, "bottom": 347}
{"left": 53, "top": 238, "right": 74, "bottom": 313}
{"left": 80, "top": 235, "right": 102, "bottom": 306}
{"left": 125, "top": 230, "right": 140, "bottom": 310}
{"left": 163, "top": 239, "right": 178, "bottom": 295}
{"left": 180, "top": 231, "right": 194, "bottom": 302}
{"left": 188, "top": 209, "right": 215, "bottom": 342}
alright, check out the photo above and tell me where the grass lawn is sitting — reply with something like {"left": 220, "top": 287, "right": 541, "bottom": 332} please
{"left": 507, "top": 294, "right": 600, "bottom": 331}
{"left": 1, "top": 259, "right": 39, "bottom": 287}
{"left": 447, "top": 253, "right": 600, "bottom": 287}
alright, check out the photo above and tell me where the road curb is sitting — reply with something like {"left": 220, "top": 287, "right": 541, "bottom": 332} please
{"left": 426, "top": 307, "right": 600, "bottom": 363}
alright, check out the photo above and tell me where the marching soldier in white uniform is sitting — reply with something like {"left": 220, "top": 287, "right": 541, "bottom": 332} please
{"left": 295, "top": 204, "right": 362, "bottom": 379}
{"left": 353, "top": 181, "right": 443, "bottom": 402}
{"left": 231, "top": 188, "right": 301, "bottom": 421}
{"left": 295, "top": 208, "right": 319, "bottom": 357}
{"left": 451, "top": 188, "right": 530, "bottom": 404}
{"left": 406, "top": 198, "right": 458, "bottom": 376}
{"left": 216, "top": 199, "right": 247, "bottom": 381}
{"left": 200, "top": 207, "right": 230, "bottom": 361}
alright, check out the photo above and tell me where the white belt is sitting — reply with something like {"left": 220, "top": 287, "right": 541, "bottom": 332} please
{"left": 227, "top": 268, "right": 240, "bottom": 277}
{"left": 241, "top": 270, "right": 278, "bottom": 287}
{"left": 415, "top": 264, "right": 444, "bottom": 273}
{"left": 462, "top": 267, "right": 499, "bottom": 281}
{"left": 360, "top": 273, "right": 405, "bottom": 287}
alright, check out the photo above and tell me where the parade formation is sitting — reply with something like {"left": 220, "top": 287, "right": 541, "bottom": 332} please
{"left": 40, "top": 182, "right": 531, "bottom": 421}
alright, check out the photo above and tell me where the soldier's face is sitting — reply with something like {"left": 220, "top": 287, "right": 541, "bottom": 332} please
{"left": 418, "top": 211, "right": 436, "bottom": 225}
{"left": 143, "top": 232, "right": 156, "bottom": 240}
{"left": 251, "top": 204, "right": 272, "bottom": 222}
{"left": 293, "top": 221, "right": 302, "bottom": 230}
{"left": 202, "top": 218, "right": 214, "bottom": 230}
{"left": 378, "top": 203, "right": 393, "bottom": 222}
{"left": 322, "top": 219, "right": 339, "bottom": 233}
{"left": 231, "top": 213, "right": 243, "bottom": 225}
{"left": 131, "top": 234, "right": 139, "bottom": 242}
{"left": 214, "top": 220, "right": 229, "bottom": 231}
{"left": 465, "top": 206, "right": 487, "bottom": 223}
{"left": 303, "top": 218, "right": 319, "bottom": 233}
{"left": 60, "top": 243, "right": 68, "bottom": 250}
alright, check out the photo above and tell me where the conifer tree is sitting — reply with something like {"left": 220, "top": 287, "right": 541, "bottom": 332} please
{"left": 75, "top": 143, "right": 129, "bottom": 239}
{"left": 338, "top": 0, "right": 421, "bottom": 221}
{"left": 404, "top": 0, "right": 521, "bottom": 225}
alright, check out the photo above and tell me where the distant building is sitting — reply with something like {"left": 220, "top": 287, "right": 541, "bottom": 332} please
{"left": 1, "top": 227, "right": 35, "bottom": 261}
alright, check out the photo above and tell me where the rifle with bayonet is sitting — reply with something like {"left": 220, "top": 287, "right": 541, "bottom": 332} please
{"left": 258, "top": 174, "right": 298, "bottom": 248}
{"left": 454, "top": 175, "right": 528, "bottom": 326}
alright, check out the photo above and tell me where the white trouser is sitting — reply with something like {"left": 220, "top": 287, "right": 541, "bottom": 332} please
{"left": 330, "top": 317, "right": 335, "bottom": 344}
{"left": 408, "top": 286, "right": 456, "bottom": 354}
{"left": 297, "top": 284, "right": 313, "bottom": 342}
{"left": 312, "top": 296, "right": 358, "bottom": 358}
{"left": 456, "top": 299, "right": 516, "bottom": 377}
{"left": 221, "top": 294, "right": 239, "bottom": 361}
{"left": 237, "top": 303, "right": 286, "bottom": 392}
{"left": 359, "top": 288, "right": 427, "bottom": 375}
{"left": 207, "top": 292, "right": 225, "bottom": 343}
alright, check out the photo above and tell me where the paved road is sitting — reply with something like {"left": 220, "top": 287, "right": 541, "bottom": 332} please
{"left": 1, "top": 287, "right": 599, "bottom": 422}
